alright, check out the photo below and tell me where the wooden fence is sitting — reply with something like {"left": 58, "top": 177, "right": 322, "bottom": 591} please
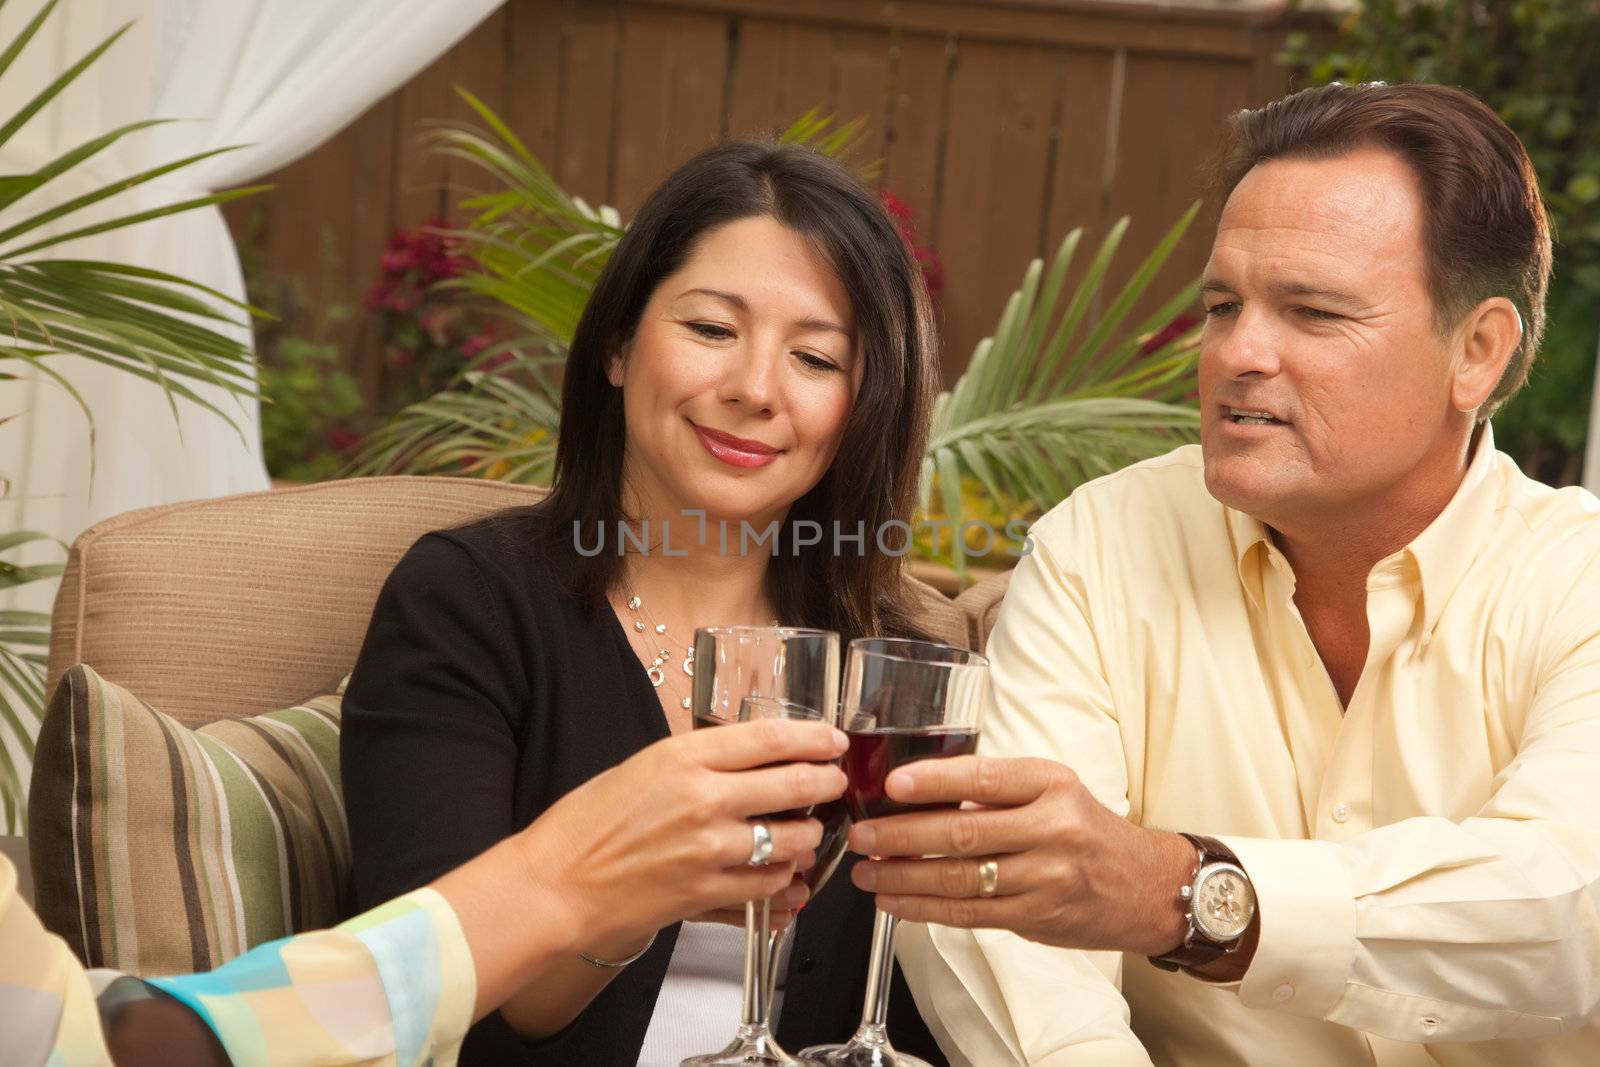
{"left": 224, "top": 0, "right": 1317, "bottom": 404}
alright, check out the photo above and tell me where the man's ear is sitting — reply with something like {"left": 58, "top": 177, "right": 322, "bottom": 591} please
{"left": 1452, "top": 297, "right": 1522, "bottom": 414}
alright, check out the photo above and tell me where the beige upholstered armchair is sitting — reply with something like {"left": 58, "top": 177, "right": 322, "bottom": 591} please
{"left": 28, "top": 476, "right": 974, "bottom": 974}
{"left": 43, "top": 477, "right": 550, "bottom": 726}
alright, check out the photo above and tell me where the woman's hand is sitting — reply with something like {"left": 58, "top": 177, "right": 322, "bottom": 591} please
{"left": 515, "top": 718, "right": 847, "bottom": 957}
{"left": 686, "top": 874, "right": 812, "bottom": 932}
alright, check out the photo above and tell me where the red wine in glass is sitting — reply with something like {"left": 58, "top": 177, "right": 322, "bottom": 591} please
{"left": 798, "top": 797, "right": 851, "bottom": 893}
{"left": 842, "top": 726, "right": 978, "bottom": 821}
{"left": 803, "top": 638, "right": 987, "bottom": 1067}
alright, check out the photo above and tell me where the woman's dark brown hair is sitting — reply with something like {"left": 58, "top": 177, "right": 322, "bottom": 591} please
{"left": 535, "top": 139, "right": 939, "bottom": 643}
{"left": 1214, "top": 82, "right": 1552, "bottom": 417}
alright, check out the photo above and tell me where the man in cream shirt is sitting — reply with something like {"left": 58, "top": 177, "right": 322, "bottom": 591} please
{"left": 846, "top": 82, "right": 1600, "bottom": 1065}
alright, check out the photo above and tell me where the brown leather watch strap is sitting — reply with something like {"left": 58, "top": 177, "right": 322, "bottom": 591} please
{"left": 1183, "top": 832, "right": 1239, "bottom": 866}
{"left": 1148, "top": 833, "right": 1244, "bottom": 973}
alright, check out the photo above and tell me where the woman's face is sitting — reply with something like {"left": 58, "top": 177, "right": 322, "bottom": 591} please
{"left": 608, "top": 215, "right": 861, "bottom": 530}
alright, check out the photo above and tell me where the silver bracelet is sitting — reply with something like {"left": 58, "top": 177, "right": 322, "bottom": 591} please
{"left": 579, "top": 931, "right": 656, "bottom": 969}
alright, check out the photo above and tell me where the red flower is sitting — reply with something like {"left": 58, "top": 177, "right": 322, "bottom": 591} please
{"left": 881, "top": 191, "right": 915, "bottom": 222}
{"left": 326, "top": 428, "right": 362, "bottom": 453}
{"left": 879, "top": 191, "right": 945, "bottom": 303}
{"left": 362, "top": 280, "right": 390, "bottom": 312}
{"left": 385, "top": 285, "right": 421, "bottom": 313}
{"left": 380, "top": 246, "right": 415, "bottom": 273}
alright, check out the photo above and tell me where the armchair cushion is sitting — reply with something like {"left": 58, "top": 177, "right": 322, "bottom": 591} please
{"left": 29, "top": 665, "right": 347, "bottom": 977}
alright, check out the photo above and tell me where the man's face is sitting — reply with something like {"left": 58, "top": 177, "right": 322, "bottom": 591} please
{"left": 1199, "top": 146, "right": 1463, "bottom": 527}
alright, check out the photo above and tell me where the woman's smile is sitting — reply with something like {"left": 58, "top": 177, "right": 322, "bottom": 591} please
{"left": 691, "top": 420, "right": 784, "bottom": 469}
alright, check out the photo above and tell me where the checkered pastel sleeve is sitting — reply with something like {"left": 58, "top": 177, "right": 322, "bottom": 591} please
{"left": 148, "top": 887, "right": 477, "bottom": 1067}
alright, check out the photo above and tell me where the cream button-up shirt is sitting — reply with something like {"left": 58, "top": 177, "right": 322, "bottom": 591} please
{"left": 899, "top": 429, "right": 1600, "bottom": 1066}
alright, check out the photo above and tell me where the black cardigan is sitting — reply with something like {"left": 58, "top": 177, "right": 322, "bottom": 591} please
{"left": 342, "top": 506, "right": 947, "bottom": 1066}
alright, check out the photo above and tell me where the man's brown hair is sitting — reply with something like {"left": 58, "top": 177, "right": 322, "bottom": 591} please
{"left": 1215, "top": 82, "right": 1553, "bottom": 417}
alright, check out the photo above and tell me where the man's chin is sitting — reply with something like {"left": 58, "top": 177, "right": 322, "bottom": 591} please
{"left": 1202, "top": 460, "right": 1295, "bottom": 519}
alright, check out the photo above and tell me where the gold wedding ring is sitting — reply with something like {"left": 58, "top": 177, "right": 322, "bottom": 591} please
{"left": 976, "top": 858, "right": 1000, "bottom": 898}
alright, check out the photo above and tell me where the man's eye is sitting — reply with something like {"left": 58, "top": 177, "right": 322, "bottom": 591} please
{"left": 1204, "top": 302, "right": 1239, "bottom": 318}
{"left": 1298, "top": 307, "right": 1342, "bottom": 321}
{"left": 688, "top": 322, "right": 735, "bottom": 340}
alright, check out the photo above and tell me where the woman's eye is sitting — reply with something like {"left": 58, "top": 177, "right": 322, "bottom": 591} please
{"left": 1203, "top": 302, "right": 1239, "bottom": 318}
{"left": 687, "top": 321, "right": 735, "bottom": 340}
{"left": 797, "top": 351, "right": 841, "bottom": 372}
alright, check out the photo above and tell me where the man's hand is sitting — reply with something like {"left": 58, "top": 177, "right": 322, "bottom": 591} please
{"left": 848, "top": 755, "right": 1197, "bottom": 956}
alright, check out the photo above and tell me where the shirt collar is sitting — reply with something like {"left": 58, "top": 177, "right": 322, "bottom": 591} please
{"left": 1222, "top": 422, "right": 1502, "bottom": 632}
{"left": 1225, "top": 500, "right": 1276, "bottom": 615}
{"left": 1405, "top": 421, "right": 1501, "bottom": 640}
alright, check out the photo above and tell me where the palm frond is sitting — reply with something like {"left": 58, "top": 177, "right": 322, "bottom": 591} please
{"left": 426, "top": 87, "right": 623, "bottom": 351}
{"left": 0, "top": 1, "right": 273, "bottom": 825}
{"left": 925, "top": 204, "right": 1205, "bottom": 579}
{"left": 0, "top": 529, "right": 60, "bottom": 832}
{"left": 346, "top": 345, "right": 562, "bottom": 484}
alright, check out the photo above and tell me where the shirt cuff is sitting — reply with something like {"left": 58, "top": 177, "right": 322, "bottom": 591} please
{"left": 1221, "top": 835, "right": 1356, "bottom": 1021}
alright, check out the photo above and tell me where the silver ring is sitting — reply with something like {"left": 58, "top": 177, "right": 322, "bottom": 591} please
{"left": 976, "top": 858, "right": 1000, "bottom": 898}
{"left": 747, "top": 821, "right": 774, "bottom": 866}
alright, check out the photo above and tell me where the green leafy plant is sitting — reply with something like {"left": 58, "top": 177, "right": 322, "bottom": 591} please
{"left": 353, "top": 93, "right": 1201, "bottom": 584}
{"left": 259, "top": 311, "right": 365, "bottom": 483}
{"left": 1285, "top": 0, "right": 1600, "bottom": 484}
{"left": 924, "top": 206, "right": 1202, "bottom": 577}
{"left": 0, "top": 0, "right": 267, "bottom": 828}
{"left": 0, "top": 529, "right": 60, "bottom": 825}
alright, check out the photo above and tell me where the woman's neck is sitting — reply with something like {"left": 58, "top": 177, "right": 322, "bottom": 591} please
{"left": 612, "top": 474, "right": 786, "bottom": 623}
{"left": 617, "top": 541, "right": 775, "bottom": 625}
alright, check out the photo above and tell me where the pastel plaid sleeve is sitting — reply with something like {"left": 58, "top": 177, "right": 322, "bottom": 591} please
{"left": 0, "top": 854, "right": 115, "bottom": 1067}
{"left": 148, "top": 888, "right": 477, "bottom": 1067}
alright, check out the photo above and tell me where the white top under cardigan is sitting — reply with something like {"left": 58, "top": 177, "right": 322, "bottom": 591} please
{"left": 637, "top": 921, "right": 748, "bottom": 1064}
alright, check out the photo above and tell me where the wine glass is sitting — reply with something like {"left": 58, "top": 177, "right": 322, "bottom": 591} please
{"left": 799, "top": 637, "right": 989, "bottom": 1067}
{"left": 683, "top": 626, "right": 841, "bottom": 1067}
{"left": 760, "top": 744, "right": 855, "bottom": 1033}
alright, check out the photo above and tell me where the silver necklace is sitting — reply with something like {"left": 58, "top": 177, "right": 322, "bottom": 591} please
{"left": 624, "top": 591, "right": 695, "bottom": 710}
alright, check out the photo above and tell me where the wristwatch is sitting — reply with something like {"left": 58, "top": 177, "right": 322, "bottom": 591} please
{"left": 1149, "top": 832, "right": 1257, "bottom": 973}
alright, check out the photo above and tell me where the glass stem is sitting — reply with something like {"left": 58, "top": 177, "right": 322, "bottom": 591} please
{"left": 856, "top": 909, "right": 899, "bottom": 1036}
{"left": 740, "top": 898, "right": 772, "bottom": 1029}
{"left": 763, "top": 921, "right": 795, "bottom": 1024}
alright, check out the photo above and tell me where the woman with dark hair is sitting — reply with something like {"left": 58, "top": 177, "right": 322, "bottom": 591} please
{"left": 341, "top": 140, "right": 946, "bottom": 1065}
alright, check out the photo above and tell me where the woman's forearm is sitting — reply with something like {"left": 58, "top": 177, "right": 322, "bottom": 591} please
{"left": 428, "top": 823, "right": 651, "bottom": 1028}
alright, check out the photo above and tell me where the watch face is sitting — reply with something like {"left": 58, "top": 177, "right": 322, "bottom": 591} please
{"left": 1193, "top": 865, "right": 1256, "bottom": 941}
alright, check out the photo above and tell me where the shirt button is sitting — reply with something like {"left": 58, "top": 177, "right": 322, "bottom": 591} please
{"left": 1332, "top": 803, "right": 1350, "bottom": 824}
{"left": 1272, "top": 983, "right": 1295, "bottom": 1002}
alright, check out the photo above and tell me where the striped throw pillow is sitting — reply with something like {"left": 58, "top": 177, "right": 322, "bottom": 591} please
{"left": 28, "top": 664, "right": 349, "bottom": 977}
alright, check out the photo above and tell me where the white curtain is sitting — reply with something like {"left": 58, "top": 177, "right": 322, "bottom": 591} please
{"left": 0, "top": 0, "right": 504, "bottom": 614}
